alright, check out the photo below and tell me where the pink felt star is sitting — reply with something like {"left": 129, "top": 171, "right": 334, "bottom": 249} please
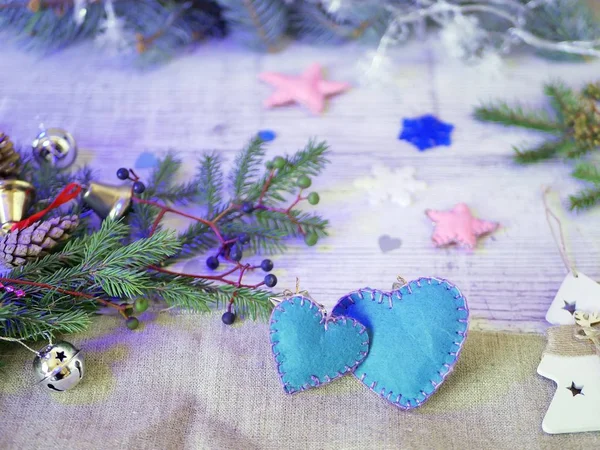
{"left": 425, "top": 203, "right": 499, "bottom": 249}
{"left": 259, "top": 63, "right": 351, "bottom": 115}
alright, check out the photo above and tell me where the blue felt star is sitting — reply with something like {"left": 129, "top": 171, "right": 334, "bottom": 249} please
{"left": 399, "top": 114, "right": 454, "bottom": 151}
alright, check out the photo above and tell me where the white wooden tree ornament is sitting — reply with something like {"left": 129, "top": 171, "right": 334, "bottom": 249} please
{"left": 538, "top": 271, "right": 600, "bottom": 434}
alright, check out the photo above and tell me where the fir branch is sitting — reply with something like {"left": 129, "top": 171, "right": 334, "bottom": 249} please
{"left": 0, "top": 300, "right": 92, "bottom": 340}
{"left": 544, "top": 82, "right": 580, "bottom": 124}
{"left": 229, "top": 136, "right": 266, "bottom": 200}
{"left": 290, "top": 2, "right": 363, "bottom": 44}
{"left": 220, "top": 219, "right": 287, "bottom": 254}
{"left": 129, "top": 202, "right": 161, "bottom": 240}
{"left": 145, "top": 151, "right": 180, "bottom": 197}
{"left": 513, "top": 139, "right": 577, "bottom": 164}
{"left": 476, "top": 79, "right": 600, "bottom": 209}
{"left": 528, "top": 0, "right": 600, "bottom": 61}
{"left": 81, "top": 219, "right": 130, "bottom": 264}
{"left": 91, "top": 267, "right": 153, "bottom": 298}
{"left": 254, "top": 209, "right": 328, "bottom": 239}
{"left": 247, "top": 139, "right": 329, "bottom": 204}
{"left": 0, "top": 1, "right": 106, "bottom": 51}
{"left": 573, "top": 162, "right": 600, "bottom": 184}
{"left": 216, "top": 0, "right": 288, "bottom": 51}
{"left": 474, "top": 103, "right": 561, "bottom": 132}
{"left": 217, "top": 285, "right": 273, "bottom": 320}
{"left": 196, "top": 151, "right": 224, "bottom": 215}
{"left": 171, "top": 221, "right": 218, "bottom": 262}
{"left": 155, "top": 181, "right": 199, "bottom": 205}
{"left": 101, "top": 229, "right": 180, "bottom": 270}
{"left": 142, "top": 151, "right": 207, "bottom": 206}
{"left": 569, "top": 187, "right": 600, "bottom": 211}
{"left": 153, "top": 275, "right": 219, "bottom": 311}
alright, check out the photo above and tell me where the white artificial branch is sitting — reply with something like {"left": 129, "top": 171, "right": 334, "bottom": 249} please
{"left": 384, "top": 0, "right": 600, "bottom": 58}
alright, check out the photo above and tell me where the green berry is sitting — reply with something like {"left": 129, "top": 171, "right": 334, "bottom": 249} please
{"left": 307, "top": 192, "right": 320, "bottom": 205}
{"left": 272, "top": 156, "right": 286, "bottom": 170}
{"left": 304, "top": 232, "right": 318, "bottom": 246}
{"left": 266, "top": 161, "right": 274, "bottom": 170}
{"left": 126, "top": 317, "right": 140, "bottom": 330}
{"left": 297, "top": 175, "right": 312, "bottom": 189}
{"left": 134, "top": 298, "right": 149, "bottom": 313}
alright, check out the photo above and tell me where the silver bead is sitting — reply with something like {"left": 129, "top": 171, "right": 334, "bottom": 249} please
{"left": 32, "top": 128, "right": 78, "bottom": 170}
{"left": 33, "top": 341, "right": 84, "bottom": 392}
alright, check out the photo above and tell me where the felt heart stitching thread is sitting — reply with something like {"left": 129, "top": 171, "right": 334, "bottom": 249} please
{"left": 332, "top": 277, "right": 469, "bottom": 409}
{"left": 269, "top": 295, "right": 370, "bottom": 394}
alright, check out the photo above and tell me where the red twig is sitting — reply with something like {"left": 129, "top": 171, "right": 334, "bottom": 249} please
{"left": 0, "top": 277, "right": 126, "bottom": 312}
{"left": 134, "top": 197, "right": 226, "bottom": 242}
{"left": 129, "top": 165, "right": 307, "bottom": 306}
{"left": 258, "top": 170, "right": 276, "bottom": 204}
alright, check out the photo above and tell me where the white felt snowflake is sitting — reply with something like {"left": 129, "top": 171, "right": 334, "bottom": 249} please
{"left": 353, "top": 165, "right": 427, "bottom": 207}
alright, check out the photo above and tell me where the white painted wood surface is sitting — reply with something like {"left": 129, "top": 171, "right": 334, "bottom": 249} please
{"left": 1, "top": 39, "right": 600, "bottom": 333}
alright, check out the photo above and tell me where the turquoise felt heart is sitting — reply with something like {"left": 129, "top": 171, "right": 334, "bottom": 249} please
{"left": 332, "top": 277, "right": 469, "bottom": 409}
{"left": 270, "top": 295, "right": 369, "bottom": 394}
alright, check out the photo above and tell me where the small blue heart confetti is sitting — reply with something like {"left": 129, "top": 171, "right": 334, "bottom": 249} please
{"left": 378, "top": 235, "right": 402, "bottom": 253}
{"left": 135, "top": 152, "right": 160, "bottom": 169}
{"left": 258, "top": 130, "right": 276, "bottom": 142}
{"left": 399, "top": 114, "right": 454, "bottom": 151}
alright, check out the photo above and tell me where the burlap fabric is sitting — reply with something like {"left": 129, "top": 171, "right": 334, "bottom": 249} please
{"left": 1, "top": 313, "right": 599, "bottom": 449}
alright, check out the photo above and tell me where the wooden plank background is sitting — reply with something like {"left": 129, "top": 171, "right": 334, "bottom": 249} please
{"left": 1, "top": 39, "right": 599, "bottom": 333}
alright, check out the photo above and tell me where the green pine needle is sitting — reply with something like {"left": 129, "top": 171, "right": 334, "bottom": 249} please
{"left": 474, "top": 103, "right": 561, "bottom": 133}
{"left": 513, "top": 139, "right": 577, "bottom": 164}
{"left": 101, "top": 229, "right": 181, "bottom": 269}
{"left": 254, "top": 209, "right": 328, "bottom": 240}
{"left": 129, "top": 202, "right": 161, "bottom": 240}
{"left": 248, "top": 139, "right": 329, "bottom": 204}
{"left": 229, "top": 136, "right": 267, "bottom": 200}
{"left": 569, "top": 187, "right": 600, "bottom": 211}
{"left": 197, "top": 152, "right": 224, "bottom": 215}
{"left": 544, "top": 82, "right": 579, "bottom": 124}
{"left": 573, "top": 163, "right": 600, "bottom": 183}
{"left": 217, "top": 285, "right": 274, "bottom": 321}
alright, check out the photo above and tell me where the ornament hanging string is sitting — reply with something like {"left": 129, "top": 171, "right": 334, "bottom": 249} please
{"left": 11, "top": 183, "right": 82, "bottom": 231}
{"left": 543, "top": 188, "right": 578, "bottom": 277}
{"left": 0, "top": 336, "right": 41, "bottom": 355}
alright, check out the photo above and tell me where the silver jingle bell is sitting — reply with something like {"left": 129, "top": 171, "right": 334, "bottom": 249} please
{"left": 32, "top": 128, "right": 78, "bottom": 170}
{"left": 33, "top": 340, "right": 84, "bottom": 392}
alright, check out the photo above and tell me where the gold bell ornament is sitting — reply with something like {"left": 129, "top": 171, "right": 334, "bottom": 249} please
{"left": 0, "top": 179, "right": 35, "bottom": 234}
{"left": 0, "top": 133, "right": 36, "bottom": 234}
{"left": 82, "top": 182, "right": 133, "bottom": 220}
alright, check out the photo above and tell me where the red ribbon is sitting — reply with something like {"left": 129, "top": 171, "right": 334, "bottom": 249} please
{"left": 11, "top": 182, "right": 83, "bottom": 231}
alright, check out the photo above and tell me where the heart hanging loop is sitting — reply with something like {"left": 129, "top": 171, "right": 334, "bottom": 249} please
{"left": 392, "top": 275, "right": 408, "bottom": 290}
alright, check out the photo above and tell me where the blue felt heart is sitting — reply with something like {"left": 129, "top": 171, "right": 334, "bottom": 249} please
{"left": 270, "top": 295, "right": 370, "bottom": 394}
{"left": 332, "top": 277, "right": 468, "bottom": 409}
{"left": 134, "top": 152, "right": 159, "bottom": 169}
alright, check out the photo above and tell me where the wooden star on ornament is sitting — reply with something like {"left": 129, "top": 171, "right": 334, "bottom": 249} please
{"left": 562, "top": 300, "right": 577, "bottom": 315}
{"left": 259, "top": 63, "right": 351, "bottom": 115}
{"left": 425, "top": 203, "right": 499, "bottom": 249}
{"left": 567, "top": 382, "right": 584, "bottom": 397}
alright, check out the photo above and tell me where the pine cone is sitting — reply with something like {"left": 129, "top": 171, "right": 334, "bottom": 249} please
{"left": 0, "top": 215, "right": 79, "bottom": 267}
{"left": 0, "top": 133, "right": 21, "bottom": 178}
